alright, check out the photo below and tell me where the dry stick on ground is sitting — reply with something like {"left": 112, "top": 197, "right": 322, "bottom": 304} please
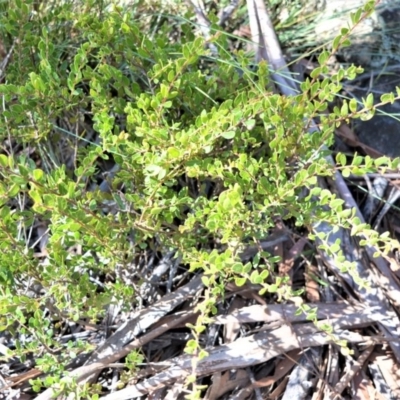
{"left": 214, "top": 302, "right": 366, "bottom": 325}
{"left": 329, "top": 345, "right": 374, "bottom": 400}
{"left": 93, "top": 308, "right": 377, "bottom": 399}
{"left": 34, "top": 275, "right": 204, "bottom": 400}
{"left": 246, "top": 0, "right": 400, "bottom": 362}
{"left": 31, "top": 302, "right": 371, "bottom": 398}
{"left": 97, "top": 314, "right": 380, "bottom": 400}
{"left": 31, "top": 310, "right": 197, "bottom": 400}
{"left": 83, "top": 274, "right": 203, "bottom": 365}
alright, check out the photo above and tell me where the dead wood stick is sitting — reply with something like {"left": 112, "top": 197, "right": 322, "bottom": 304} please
{"left": 0, "top": 38, "right": 17, "bottom": 80}
{"left": 214, "top": 302, "right": 364, "bottom": 325}
{"left": 34, "top": 310, "right": 196, "bottom": 400}
{"left": 35, "top": 275, "right": 203, "bottom": 400}
{"left": 329, "top": 345, "right": 374, "bottom": 400}
{"left": 84, "top": 274, "right": 203, "bottom": 365}
{"left": 99, "top": 319, "right": 374, "bottom": 400}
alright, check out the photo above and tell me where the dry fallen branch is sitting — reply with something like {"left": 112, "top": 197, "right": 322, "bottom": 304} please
{"left": 329, "top": 345, "right": 374, "bottom": 400}
{"left": 214, "top": 302, "right": 365, "bottom": 326}
{"left": 84, "top": 275, "right": 203, "bottom": 365}
{"left": 98, "top": 316, "right": 376, "bottom": 400}
{"left": 34, "top": 276, "right": 203, "bottom": 400}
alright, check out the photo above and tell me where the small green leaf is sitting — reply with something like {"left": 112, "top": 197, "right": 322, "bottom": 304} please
{"left": 340, "top": 101, "right": 348, "bottom": 116}
{"left": 182, "top": 44, "right": 191, "bottom": 59}
{"left": 29, "top": 189, "right": 42, "bottom": 205}
{"left": 89, "top": 200, "right": 97, "bottom": 211}
{"left": 330, "top": 198, "right": 344, "bottom": 210}
{"left": 201, "top": 276, "right": 210, "bottom": 286}
{"left": 232, "top": 262, "right": 243, "bottom": 273}
{"left": 310, "top": 67, "right": 322, "bottom": 79}
{"left": 336, "top": 153, "right": 346, "bottom": 166}
{"left": 318, "top": 50, "right": 330, "bottom": 65}
{"left": 332, "top": 35, "right": 342, "bottom": 50}
{"left": 245, "top": 119, "right": 256, "bottom": 130}
{"left": 167, "top": 147, "right": 180, "bottom": 159}
{"left": 349, "top": 98, "right": 358, "bottom": 113}
{"left": 221, "top": 131, "right": 236, "bottom": 139}
{"left": 198, "top": 349, "right": 209, "bottom": 359}
{"left": 234, "top": 276, "right": 247, "bottom": 287}
{"left": 32, "top": 169, "right": 44, "bottom": 182}
{"left": 374, "top": 156, "right": 389, "bottom": 166}
{"left": 380, "top": 92, "right": 395, "bottom": 104}
{"left": 342, "top": 168, "right": 351, "bottom": 177}
{"left": 341, "top": 38, "right": 351, "bottom": 48}
{"left": 250, "top": 270, "right": 262, "bottom": 284}
{"left": 352, "top": 155, "right": 363, "bottom": 166}
{"left": 167, "top": 69, "right": 175, "bottom": 83}
{"left": 162, "top": 100, "right": 172, "bottom": 108}
{"left": 150, "top": 98, "right": 160, "bottom": 109}
{"left": 160, "top": 83, "right": 169, "bottom": 98}
{"left": 360, "top": 110, "right": 375, "bottom": 121}
{"left": 364, "top": 1, "right": 375, "bottom": 13}
{"left": 0, "top": 154, "right": 8, "bottom": 167}
{"left": 364, "top": 93, "right": 374, "bottom": 108}
{"left": 350, "top": 8, "right": 363, "bottom": 24}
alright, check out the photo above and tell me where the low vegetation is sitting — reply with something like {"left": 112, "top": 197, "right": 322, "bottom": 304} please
{"left": 0, "top": 0, "right": 399, "bottom": 398}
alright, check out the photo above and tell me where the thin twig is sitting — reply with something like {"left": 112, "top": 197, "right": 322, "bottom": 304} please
{"left": 0, "top": 38, "right": 17, "bottom": 80}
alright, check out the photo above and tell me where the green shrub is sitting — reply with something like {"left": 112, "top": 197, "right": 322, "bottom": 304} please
{"left": 0, "top": 0, "right": 398, "bottom": 396}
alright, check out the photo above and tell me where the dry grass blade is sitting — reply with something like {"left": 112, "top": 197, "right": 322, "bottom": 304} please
{"left": 373, "top": 187, "right": 400, "bottom": 230}
{"left": 164, "top": 380, "right": 186, "bottom": 399}
{"left": 1, "top": 368, "right": 43, "bottom": 392}
{"left": 352, "top": 368, "right": 386, "bottom": 400}
{"left": 325, "top": 345, "right": 340, "bottom": 398}
{"left": 222, "top": 296, "right": 244, "bottom": 343}
{"left": 362, "top": 176, "right": 388, "bottom": 222}
{"left": 278, "top": 237, "right": 308, "bottom": 278}
{"left": 305, "top": 261, "right": 321, "bottom": 303}
{"left": 247, "top": 0, "right": 297, "bottom": 93}
{"left": 268, "top": 376, "right": 290, "bottom": 399}
{"left": 336, "top": 122, "right": 383, "bottom": 158}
